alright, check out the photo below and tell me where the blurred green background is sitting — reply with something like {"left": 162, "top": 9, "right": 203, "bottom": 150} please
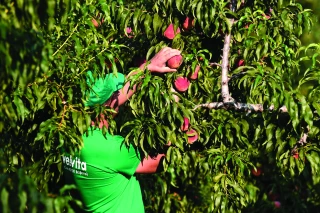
{"left": 300, "top": 0, "right": 320, "bottom": 44}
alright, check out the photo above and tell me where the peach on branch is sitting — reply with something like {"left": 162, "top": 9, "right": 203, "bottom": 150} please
{"left": 92, "top": 18, "right": 99, "bottom": 28}
{"left": 292, "top": 152, "right": 299, "bottom": 159}
{"left": 167, "top": 55, "right": 183, "bottom": 69}
{"left": 188, "top": 65, "right": 200, "bottom": 80}
{"left": 174, "top": 77, "right": 190, "bottom": 92}
{"left": 180, "top": 117, "right": 190, "bottom": 132}
{"left": 164, "top": 23, "right": 181, "bottom": 40}
{"left": 251, "top": 167, "right": 262, "bottom": 176}
{"left": 183, "top": 17, "right": 195, "bottom": 30}
{"left": 126, "top": 27, "right": 132, "bottom": 34}
{"left": 186, "top": 129, "right": 198, "bottom": 144}
{"left": 237, "top": 59, "right": 245, "bottom": 67}
{"left": 170, "top": 87, "right": 180, "bottom": 102}
{"left": 125, "top": 27, "right": 134, "bottom": 38}
{"left": 273, "top": 201, "right": 281, "bottom": 208}
{"left": 263, "top": 14, "right": 271, "bottom": 19}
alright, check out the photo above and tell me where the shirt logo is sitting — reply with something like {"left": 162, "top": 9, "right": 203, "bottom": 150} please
{"left": 61, "top": 155, "right": 88, "bottom": 176}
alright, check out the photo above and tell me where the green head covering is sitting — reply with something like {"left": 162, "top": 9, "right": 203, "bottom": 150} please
{"left": 85, "top": 71, "right": 125, "bottom": 107}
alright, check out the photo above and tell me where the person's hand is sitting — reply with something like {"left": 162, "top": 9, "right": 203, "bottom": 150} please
{"left": 140, "top": 47, "right": 181, "bottom": 73}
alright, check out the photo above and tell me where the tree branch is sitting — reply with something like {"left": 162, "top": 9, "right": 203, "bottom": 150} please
{"left": 52, "top": 24, "right": 79, "bottom": 57}
{"left": 221, "top": 1, "right": 236, "bottom": 103}
{"left": 221, "top": 32, "right": 234, "bottom": 103}
{"left": 194, "top": 102, "right": 287, "bottom": 113}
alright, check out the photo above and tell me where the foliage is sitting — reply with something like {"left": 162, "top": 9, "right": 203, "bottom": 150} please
{"left": 1, "top": 0, "right": 320, "bottom": 212}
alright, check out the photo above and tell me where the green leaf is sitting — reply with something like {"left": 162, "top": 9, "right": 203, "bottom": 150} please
{"left": 152, "top": 13, "right": 163, "bottom": 35}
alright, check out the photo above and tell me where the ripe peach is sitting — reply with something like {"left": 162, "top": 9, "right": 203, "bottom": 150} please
{"left": 174, "top": 77, "right": 190, "bottom": 92}
{"left": 126, "top": 27, "right": 132, "bottom": 34}
{"left": 188, "top": 65, "right": 200, "bottom": 80}
{"left": 183, "top": 17, "right": 195, "bottom": 30}
{"left": 263, "top": 14, "right": 271, "bottom": 19}
{"left": 167, "top": 55, "right": 183, "bottom": 69}
{"left": 170, "top": 87, "right": 180, "bottom": 102}
{"left": 92, "top": 19, "right": 99, "bottom": 28}
{"left": 238, "top": 59, "right": 245, "bottom": 67}
{"left": 164, "top": 23, "right": 181, "bottom": 40}
{"left": 251, "top": 167, "right": 262, "bottom": 176}
{"left": 180, "top": 117, "right": 190, "bottom": 132}
{"left": 273, "top": 201, "right": 281, "bottom": 208}
{"left": 186, "top": 129, "right": 198, "bottom": 144}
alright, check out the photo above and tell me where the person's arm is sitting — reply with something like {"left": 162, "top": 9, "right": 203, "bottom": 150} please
{"left": 105, "top": 47, "right": 179, "bottom": 173}
{"left": 105, "top": 47, "right": 181, "bottom": 109}
{"left": 135, "top": 154, "right": 166, "bottom": 174}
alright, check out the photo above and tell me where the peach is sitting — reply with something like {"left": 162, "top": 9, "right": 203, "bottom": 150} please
{"left": 186, "top": 129, "right": 198, "bottom": 144}
{"left": 188, "top": 65, "right": 200, "bottom": 80}
{"left": 170, "top": 87, "right": 180, "bottom": 102}
{"left": 238, "top": 59, "right": 245, "bottom": 67}
{"left": 273, "top": 201, "right": 281, "bottom": 208}
{"left": 92, "top": 19, "right": 99, "bottom": 28}
{"left": 164, "top": 23, "right": 181, "bottom": 40}
{"left": 126, "top": 27, "right": 132, "bottom": 34}
{"left": 263, "top": 14, "right": 271, "bottom": 19}
{"left": 180, "top": 117, "right": 190, "bottom": 132}
{"left": 174, "top": 77, "right": 190, "bottom": 92}
{"left": 167, "top": 55, "right": 183, "bottom": 69}
{"left": 125, "top": 27, "right": 134, "bottom": 38}
{"left": 183, "top": 17, "right": 195, "bottom": 30}
{"left": 251, "top": 167, "right": 262, "bottom": 176}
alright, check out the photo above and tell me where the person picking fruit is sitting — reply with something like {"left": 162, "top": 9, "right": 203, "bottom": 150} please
{"left": 61, "top": 47, "right": 181, "bottom": 213}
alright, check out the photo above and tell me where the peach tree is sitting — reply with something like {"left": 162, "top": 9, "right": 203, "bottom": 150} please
{"left": 1, "top": 0, "right": 320, "bottom": 212}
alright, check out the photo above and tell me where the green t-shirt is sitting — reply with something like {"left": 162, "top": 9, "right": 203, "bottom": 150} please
{"left": 62, "top": 129, "right": 144, "bottom": 213}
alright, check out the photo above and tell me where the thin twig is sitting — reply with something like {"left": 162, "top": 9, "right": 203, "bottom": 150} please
{"left": 52, "top": 24, "right": 79, "bottom": 57}
{"left": 210, "top": 62, "right": 221, "bottom": 67}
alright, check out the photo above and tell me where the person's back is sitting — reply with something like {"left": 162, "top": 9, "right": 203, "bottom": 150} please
{"left": 62, "top": 128, "right": 144, "bottom": 213}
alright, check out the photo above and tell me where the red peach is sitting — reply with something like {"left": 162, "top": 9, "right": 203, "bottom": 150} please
{"left": 125, "top": 27, "right": 134, "bottom": 38}
{"left": 92, "top": 19, "right": 99, "bottom": 28}
{"left": 174, "top": 77, "right": 190, "bottom": 92}
{"left": 183, "top": 17, "right": 195, "bottom": 30}
{"left": 186, "top": 129, "right": 198, "bottom": 144}
{"left": 126, "top": 27, "right": 132, "bottom": 34}
{"left": 170, "top": 87, "right": 180, "bottom": 102}
{"left": 188, "top": 65, "right": 200, "bottom": 80}
{"left": 251, "top": 167, "right": 262, "bottom": 176}
{"left": 273, "top": 201, "right": 281, "bottom": 208}
{"left": 238, "top": 59, "right": 245, "bottom": 67}
{"left": 180, "top": 117, "right": 190, "bottom": 132}
{"left": 167, "top": 55, "right": 183, "bottom": 69}
{"left": 263, "top": 14, "right": 271, "bottom": 19}
{"left": 164, "top": 23, "right": 181, "bottom": 40}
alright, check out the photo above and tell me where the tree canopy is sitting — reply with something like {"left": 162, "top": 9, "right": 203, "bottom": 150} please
{"left": 1, "top": 0, "right": 320, "bottom": 212}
